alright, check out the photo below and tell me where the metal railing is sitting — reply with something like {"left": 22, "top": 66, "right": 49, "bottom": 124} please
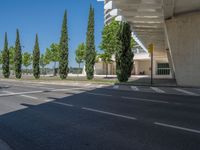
{"left": 156, "top": 68, "right": 171, "bottom": 75}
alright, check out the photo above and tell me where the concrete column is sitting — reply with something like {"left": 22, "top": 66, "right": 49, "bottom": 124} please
{"left": 165, "top": 12, "right": 200, "bottom": 87}
{"left": 134, "top": 61, "right": 139, "bottom": 75}
{"left": 166, "top": 49, "right": 175, "bottom": 79}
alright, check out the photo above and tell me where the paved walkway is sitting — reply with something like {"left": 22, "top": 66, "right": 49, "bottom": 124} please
{"left": 103, "top": 85, "right": 200, "bottom": 97}
{"left": 125, "top": 78, "right": 177, "bottom": 86}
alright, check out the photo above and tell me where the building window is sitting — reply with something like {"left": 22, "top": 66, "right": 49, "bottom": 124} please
{"left": 157, "top": 63, "right": 170, "bottom": 75}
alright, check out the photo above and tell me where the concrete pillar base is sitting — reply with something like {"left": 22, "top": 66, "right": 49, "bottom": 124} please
{"left": 166, "top": 12, "right": 200, "bottom": 87}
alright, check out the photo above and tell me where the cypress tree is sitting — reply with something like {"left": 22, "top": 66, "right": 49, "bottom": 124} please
{"left": 14, "top": 29, "right": 22, "bottom": 79}
{"left": 59, "top": 10, "right": 69, "bottom": 79}
{"left": 116, "top": 22, "right": 134, "bottom": 82}
{"left": 33, "top": 34, "right": 40, "bottom": 79}
{"left": 85, "top": 5, "right": 96, "bottom": 80}
{"left": 2, "top": 32, "right": 10, "bottom": 78}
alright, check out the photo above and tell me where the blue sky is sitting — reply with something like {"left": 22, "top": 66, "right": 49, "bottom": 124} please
{"left": 0, "top": 0, "right": 104, "bottom": 67}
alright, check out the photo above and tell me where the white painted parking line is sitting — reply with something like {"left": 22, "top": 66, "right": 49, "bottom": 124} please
{"left": 0, "top": 90, "right": 44, "bottom": 97}
{"left": 113, "top": 85, "right": 119, "bottom": 89}
{"left": 21, "top": 95, "right": 38, "bottom": 100}
{"left": 3, "top": 91, "right": 39, "bottom": 100}
{"left": 4, "top": 83, "right": 55, "bottom": 90}
{"left": 51, "top": 101, "right": 74, "bottom": 107}
{"left": 0, "top": 88, "right": 86, "bottom": 97}
{"left": 96, "top": 85, "right": 101, "bottom": 88}
{"left": 131, "top": 86, "right": 139, "bottom": 91}
{"left": 174, "top": 88, "right": 199, "bottom": 96}
{"left": 27, "top": 83, "right": 45, "bottom": 87}
{"left": 31, "top": 86, "right": 55, "bottom": 90}
{"left": 86, "top": 92, "right": 112, "bottom": 97}
{"left": 122, "top": 96, "right": 169, "bottom": 104}
{"left": 3, "top": 91, "right": 39, "bottom": 99}
{"left": 51, "top": 88, "right": 85, "bottom": 92}
{"left": 154, "top": 122, "right": 200, "bottom": 134}
{"left": 45, "top": 99, "right": 54, "bottom": 102}
{"left": 82, "top": 107, "right": 137, "bottom": 120}
{"left": 150, "top": 87, "right": 165, "bottom": 93}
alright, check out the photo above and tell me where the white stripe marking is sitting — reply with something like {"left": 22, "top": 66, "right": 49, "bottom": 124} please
{"left": 151, "top": 87, "right": 165, "bottom": 93}
{"left": 33, "top": 86, "right": 55, "bottom": 90}
{"left": 3, "top": 91, "right": 38, "bottom": 100}
{"left": 28, "top": 83, "right": 45, "bottom": 87}
{"left": 131, "top": 86, "right": 139, "bottom": 91}
{"left": 51, "top": 88, "right": 85, "bottom": 92}
{"left": 45, "top": 99, "right": 54, "bottom": 102}
{"left": 113, "top": 85, "right": 119, "bottom": 89}
{"left": 122, "top": 96, "right": 169, "bottom": 104}
{"left": 154, "top": 122, "right": 200, "bottom": 134}
{"left": 5, "top": 83, "right": 55, "bottom": 90}
{"left": 0, "top": 88, "right": 86, "bottom": 97}
{"left": 82, "top": 107, "right": 137, "bottom": 120}
{"left": 86, "top": 92, "right": 112, "bottom": 97}
{"left": 174, "top": 88, "right": 199, "bottom": 96}
{"left": 21, "top": 95, "right": 38, "bottom": 100}
{"left": 51, "top": 101, "right": 73, "bottom": 107}
{"left": 0, "top": 90, "right": 44, "bottom": 97}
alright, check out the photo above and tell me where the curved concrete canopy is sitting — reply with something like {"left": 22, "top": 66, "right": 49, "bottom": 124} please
{"left": 112, "top": 0, "right": 200, "bottom": 50}
{"left": 164, "top": 0, "right": 200, "bottom": 19}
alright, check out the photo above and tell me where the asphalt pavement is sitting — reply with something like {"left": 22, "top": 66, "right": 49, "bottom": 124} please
{"left": 0, "top": 80, "right": 199, "bottom": 150}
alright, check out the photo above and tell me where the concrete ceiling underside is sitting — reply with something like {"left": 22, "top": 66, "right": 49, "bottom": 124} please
{"left": 112, "top": 0, "right": 200, "bottom": 50}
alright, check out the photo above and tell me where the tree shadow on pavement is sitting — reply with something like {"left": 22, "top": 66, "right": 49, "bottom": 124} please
{"left": 0, "top": 86, "right": 199, "bottom": 150}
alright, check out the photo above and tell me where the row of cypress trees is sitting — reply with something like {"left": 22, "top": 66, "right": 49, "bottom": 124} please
{"left": 2, "top": 10, "right": 69, "bottom": 80}
{"left": 2, "top": 30, "right": 41, "bottom": 79}
{"left": 2, "top": 6, "right": 96, "bottom": 80}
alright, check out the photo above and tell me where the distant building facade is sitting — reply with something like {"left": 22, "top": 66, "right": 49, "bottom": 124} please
{"left": 86, "top": 0, "right": 172, "bottom": 79}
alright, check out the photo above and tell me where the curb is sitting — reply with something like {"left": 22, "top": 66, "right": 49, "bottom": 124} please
{"left": 0, "top": 79, "right": 113, "bottom": 87}
{"left": 115, "top": 83, "right": 200, "bottom": 89}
